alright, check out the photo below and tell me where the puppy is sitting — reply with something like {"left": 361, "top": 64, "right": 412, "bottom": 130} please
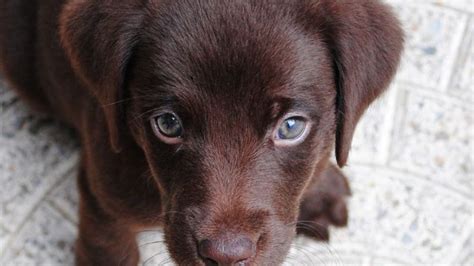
{"left": 0, "top": 0, "right": 403, "bottom": 265}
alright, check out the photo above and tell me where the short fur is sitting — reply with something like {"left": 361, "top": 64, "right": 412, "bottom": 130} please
{"left": 0, "top": 0, "right": 403, "bottom": 265}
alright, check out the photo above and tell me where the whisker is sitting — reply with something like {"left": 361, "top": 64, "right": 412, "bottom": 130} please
{"left": 293, "top": 232, "right": 345, "bottom": 266}
{"left": 295, "top": 220, "right": 328, "bottom": 227}
{"left": 157, "top": 257, "right": 173, "bottom": 266}
{"left": 135, "top": 210, "right": 188, "bottom": 235}
{"left": 295, "top": 224, "right": 327, "bottom": 238}
{"left": 139, "top": 240, "right": 166, "bottom": 248}
{"left": 142, "top": 250, "right": 169, "bottom": 266}
{"left": 102, "top": 95, "right": 149, "bottom": 107}
{"left": 131, "top": 108, "right": 162, "bottom": 123}
{"left": 138, "top": 229, "right": 163, "bottom": 234}
{"left": 290, "top": 242, "right": 318, "bottom": 265}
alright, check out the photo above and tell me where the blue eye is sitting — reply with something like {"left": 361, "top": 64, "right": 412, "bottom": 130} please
{"left": 154, "top": 113, "right": 183, "bottom": 138}
{"left": 277, "top": 117, "right": 307, "bottom": 140}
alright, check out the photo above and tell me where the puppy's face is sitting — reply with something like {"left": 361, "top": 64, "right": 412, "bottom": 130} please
{"left": 60, "top": 0, "right": 403, "bottom": 264}
{"left": 128, "top": 3, "right": 336, "bottom": 264}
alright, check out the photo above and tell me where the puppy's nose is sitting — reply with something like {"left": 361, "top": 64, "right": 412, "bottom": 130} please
{"left": 198, "top": 235, "right": 255, "bottom": 265}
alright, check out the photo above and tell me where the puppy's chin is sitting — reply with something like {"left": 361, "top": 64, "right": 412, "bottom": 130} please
{"left": 163, "top": 215, "right": 296, "bottom": 265}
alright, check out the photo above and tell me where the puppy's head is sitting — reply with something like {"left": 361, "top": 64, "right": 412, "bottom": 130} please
{"left": 60, "top": 0, "right": 403, "bottom": 264}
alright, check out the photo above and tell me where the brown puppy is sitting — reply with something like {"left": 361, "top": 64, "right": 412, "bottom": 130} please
{"left": 0, "top": 0, "right": 403, "bottom": 265}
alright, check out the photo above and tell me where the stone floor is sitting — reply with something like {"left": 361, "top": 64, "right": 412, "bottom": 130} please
{"left": 0, "top": 0, "right": 473, "bottom": 265}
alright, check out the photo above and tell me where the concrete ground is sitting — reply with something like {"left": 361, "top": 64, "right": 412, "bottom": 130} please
{"left": 0, "top": 0, "right": 472, "bottom": 265}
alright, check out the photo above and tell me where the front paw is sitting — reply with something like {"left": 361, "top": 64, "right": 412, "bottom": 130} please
{"left": 297, "top": 164, "right": 351, "bottom": 241}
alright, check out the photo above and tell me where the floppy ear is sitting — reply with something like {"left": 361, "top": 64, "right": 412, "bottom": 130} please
{"left": 59, "top": 0, "right": 146, "bottom": 152}
{"left": 307, "top": 0, "right": 404, "bottom": 167}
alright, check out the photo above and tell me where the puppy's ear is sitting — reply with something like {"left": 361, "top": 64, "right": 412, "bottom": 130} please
{"left": 59, "top": 0, "right": 146, "bottom": 152}
{"left": 306, "top": 0, "right": 404, "bottom": 167}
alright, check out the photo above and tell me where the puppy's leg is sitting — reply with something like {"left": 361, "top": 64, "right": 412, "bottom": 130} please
{"left": 75, "top": 167, "right": 139, "bottom": 266}
{"left": 297, "top": 164, "right": 351, "bottom": 241}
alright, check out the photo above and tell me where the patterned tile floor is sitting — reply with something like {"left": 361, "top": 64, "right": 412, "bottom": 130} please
{"left": 0, "top": 1, "right": 473, "bottom": 265}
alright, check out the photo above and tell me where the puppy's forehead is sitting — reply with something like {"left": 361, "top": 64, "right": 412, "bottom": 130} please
{"left": 138, "top": 0, "right": 333, "bottom": 115}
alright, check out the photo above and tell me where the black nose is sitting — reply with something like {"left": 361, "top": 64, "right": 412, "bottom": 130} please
{"left": 198, "top": 235, "right": 255, "bottom": 265}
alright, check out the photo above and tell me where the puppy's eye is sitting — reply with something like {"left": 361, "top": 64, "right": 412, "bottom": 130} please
{"left": 276, "top": 117, "right": 307, "bottom": 141}
{"left": 151, "top": 113, "right": 183, "bottom": 143}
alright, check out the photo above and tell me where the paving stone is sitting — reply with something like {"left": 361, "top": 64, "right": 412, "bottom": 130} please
{"left": 350, "top": 84, "right": 398, "bottom": 165}
{"left": 47, "top": 170, "right": 79, "bottom": 224}
{"left": 388, "top": 0, "right": 474, "bottom": 13}
{"left": 285, "top": 237, "right": 372, "bottom": 266}
{"left": 137, "top": 230, "right": 170, "bottom": 266}
{"left": 341, "top": 165, "right": 473, "bottom": 264}
{"left": 371, "top": 257, "right": 409, "bottom": 266}
{"left": 427, "top": 0, "right": 474, "bottom": 13}
{"left": 0, "top": 225, "right": 9, "bottom": 257}
{"left": 0, "top": 85, "right": 79, "bottom": 232}
{"left": 449, "top": 18, "right": 474, "bottom": 102}
{"left": 389, "top": 86, "right": 474, "bottom": 196}
{"left": 391, "top": 2, "right": 468, "bottom": 90}
{"left": 0, "top": 203, "right": 77, "bottom": 266}
{"left": 455, "top": 233, "right": 474, "bottom": 266}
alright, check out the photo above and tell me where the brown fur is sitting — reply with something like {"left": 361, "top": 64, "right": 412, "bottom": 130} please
{"left": 0, "top": 0, "right": 403, "bottom": 265}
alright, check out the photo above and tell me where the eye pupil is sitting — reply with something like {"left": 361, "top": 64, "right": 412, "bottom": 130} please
{"left": 286, "top": 119, "right": 296, "bottom": 129}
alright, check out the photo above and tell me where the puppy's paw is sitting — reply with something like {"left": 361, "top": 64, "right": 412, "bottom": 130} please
{"left": 297, "top": 164, "right": 351, "bottom": 241}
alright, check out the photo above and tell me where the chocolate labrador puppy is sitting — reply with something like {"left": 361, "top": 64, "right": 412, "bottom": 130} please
{"left": 0, "top": 0, "right": 403, "bottom": 265}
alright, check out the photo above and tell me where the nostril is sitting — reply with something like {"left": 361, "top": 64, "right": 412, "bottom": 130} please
{"left": 198, "top": 235, "right": 255, "bottom": 265}
{"left": 199, "top": 240, "right": 218, "bottom": 266}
